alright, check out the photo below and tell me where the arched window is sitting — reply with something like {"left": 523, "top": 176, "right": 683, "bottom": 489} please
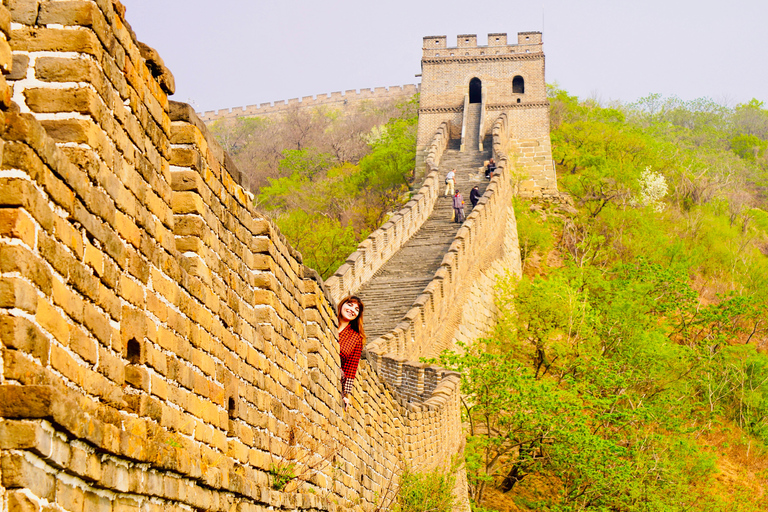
{"left": 469, "top": 78, "right": 482, "bottom": 103}
{"left": 513, "top": 75, "right": 525, "bottom": 94}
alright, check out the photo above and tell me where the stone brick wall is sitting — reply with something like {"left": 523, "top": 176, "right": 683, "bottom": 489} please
{"left": 200, "top": 85, "right": 420, "bottom": 123}
{"left": 0, "top": 2, "right": 463, "bottom": 511}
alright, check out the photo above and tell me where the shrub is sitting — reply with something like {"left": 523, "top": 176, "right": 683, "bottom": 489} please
{"left": 396, "top": 466, "right": 456, "bottom": 512}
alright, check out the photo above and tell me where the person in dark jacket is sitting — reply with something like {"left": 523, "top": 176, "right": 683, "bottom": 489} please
{"left": 469, "top": 186, "right": 481, "bottom": 207}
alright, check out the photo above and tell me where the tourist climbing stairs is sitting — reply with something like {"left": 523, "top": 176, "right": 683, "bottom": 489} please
{"left": 357, "top": 139, "right": 493, "bottom": 340}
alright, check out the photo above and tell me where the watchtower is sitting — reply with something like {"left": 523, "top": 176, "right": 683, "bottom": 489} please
{"left": 416, "top": 32, "right": 557, "bottom": 197}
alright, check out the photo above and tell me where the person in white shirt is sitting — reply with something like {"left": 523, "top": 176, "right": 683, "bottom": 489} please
{"left": 445, "top": 169, "right": 456, "bottom": 196}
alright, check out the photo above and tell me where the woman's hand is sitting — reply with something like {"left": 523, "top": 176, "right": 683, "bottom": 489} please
{"left": 342, "top": 396, "right": 350, "bottom": 410}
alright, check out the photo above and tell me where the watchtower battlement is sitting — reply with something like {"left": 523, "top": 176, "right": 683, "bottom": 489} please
{"left": 422, "top": 32, "right": 542, "bottom": 59}
{"left": 415, "top": 30, "right": 557, "bottom": 197}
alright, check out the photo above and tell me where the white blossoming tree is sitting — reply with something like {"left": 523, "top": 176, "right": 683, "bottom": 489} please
{"left": 631, "top": 166, "right": 668, "bottom": 212}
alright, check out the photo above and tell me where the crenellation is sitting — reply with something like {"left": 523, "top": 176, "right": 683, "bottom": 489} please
{"left": 457, "top": 34, "right": 477, "bottom": 47}
{"left": 488, "top": 32, "right": 508, "bottom": 46}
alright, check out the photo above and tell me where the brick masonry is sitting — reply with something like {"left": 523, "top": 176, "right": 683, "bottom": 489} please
{"left": 0, "top": 2, "right": 465, "bottom": 511}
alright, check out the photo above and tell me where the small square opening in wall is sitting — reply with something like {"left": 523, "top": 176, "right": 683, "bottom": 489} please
{"left": 127, "top": 338, "right": 142, "bottom": 364}
{"left": 435, "top": 40, "right": 440, "bottom": 44}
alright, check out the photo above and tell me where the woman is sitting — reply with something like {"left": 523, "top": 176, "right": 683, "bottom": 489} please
{"left": 338, "top": 295, "right": 366, "bottom": 409}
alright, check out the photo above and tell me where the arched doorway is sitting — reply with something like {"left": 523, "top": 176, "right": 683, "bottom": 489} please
{"left": 513, "top": 75, "right": 525, "bottom": 94}
{"left": 469, "top": 78, "right": 482, "bottom": 103}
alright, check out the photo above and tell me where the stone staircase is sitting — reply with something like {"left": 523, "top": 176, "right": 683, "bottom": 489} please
{"left": 463, "top": 103, "right": 482, "bottom": 151}
{"left": 357, "top": 139, "right": 492, "bottom": 340}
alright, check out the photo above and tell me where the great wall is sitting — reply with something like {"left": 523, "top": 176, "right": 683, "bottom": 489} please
{"left": 0, "top": 1, "right": 557, "bottom": 511}
{"left": 199, "top": 85, "right": 420, "bottom": 124}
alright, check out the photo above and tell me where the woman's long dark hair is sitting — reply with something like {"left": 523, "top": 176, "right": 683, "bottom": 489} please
{"left": 338, "top": 295, "right": 366, "bottom": 342}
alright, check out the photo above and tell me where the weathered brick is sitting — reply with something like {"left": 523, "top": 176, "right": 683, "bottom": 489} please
{"left": 36, "top": 298, "right": 70, "bottom": 345}
{"left": 0, "top": 75, "right": 12, "bottom": 109}
{"left": 0, "top": 316, "right": 50, "bottom": 363}
{"left": 35, "top": 55, "right": 98, "bottom": 83}
{"left": 0, "top": 37, "right": 12, "bottom": 74}
{"left": 0, "top": 208, "right": 37, "bottom": 247}
{"left": 54, "top": 214, "right": 83, "bottom": 258}
{"left": 37, "top": 0, "right": 98, "bottom": 26}
{"left": 0, "top": 385, "right": 53, "bottom": 419}
{"left": 38, "top": 230, "right": 75, "bottom": 278}
{"left": 6, "top": 489, "right": 41, "bottom": 512}
{"left": 98, "top": 282, "right": 121, "bottom": 321}
{"left": 84, "top": 301, "right": 111, "bottom": 347}
{"left": 0, "top": 277, "right": 38, "bottom": 313}
{"left": 56, "top": 480, "right": 85, "bottom": 512}
{"left": 72, "top": 447, "right": 102, "bottom": 482}
{"left": 119, "top": 273, "right": 145, "bottom": 307}
{"left": 69, "top": 326, "right": 98, "bottom": 364}
{"left": 7, "top": 0, "right": 41, "bottom": 25}
{"left": 0, "top": 244, "right": 52, "bottom": 294}
{"left": 83, "top": 240, "right": 104, "bottom": 275}
{"left": 11, "top": 27, "right": 101, "bottom": 56}
{"left": 70, "top": 258, "right": 100, "bottom": 301}
{"left": 124, "top": 365, "right": 148, "bottom": 390}
{"left": 171, "top": 190, "right": 204, "bottom": 215}
{"left": 1, "top": 141, "right": 79, "bottom": 213}
{"left": 97, "top": 346, "right": 124, "bottom": 384}
{"left": 82, "top": 491, "right": 111, "bottom": 512}
{"left": 50, "top": 343, "right": 84, "bottom": 385}
{"left": 52, "top": 276, "right": 84, "bottom": 322}
{"left": 0, "top": 6, "right": 11, "bottom": 40}
{"left": 0, "top": 178, "right": 54, "bottom": 231}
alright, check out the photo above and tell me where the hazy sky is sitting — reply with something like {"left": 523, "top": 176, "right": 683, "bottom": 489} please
{"left": 120, "top": 0, "right": 767, "bottom": 113}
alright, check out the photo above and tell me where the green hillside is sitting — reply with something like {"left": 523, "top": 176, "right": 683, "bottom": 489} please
{"left": 437, "top": 89, "right": 768, "bottom": 511}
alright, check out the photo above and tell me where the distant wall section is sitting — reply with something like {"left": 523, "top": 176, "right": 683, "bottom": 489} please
{"left": 200, "top": 84, "right": 420, "bottom": 122}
